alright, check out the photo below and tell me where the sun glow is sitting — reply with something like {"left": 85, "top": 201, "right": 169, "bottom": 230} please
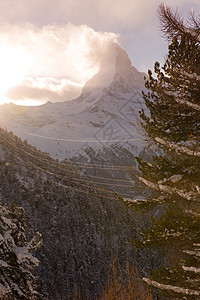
{"left": 12, "top": 99, "right": 47, "bottom": 106}
{"left": 0, "top": 40, "right": 88, "bottom": 106}
{"left": 0, "top": 46, "right": 28, "bottom": 102}
{"left": 0, "top": 23, "right": 119, "bottom": 105}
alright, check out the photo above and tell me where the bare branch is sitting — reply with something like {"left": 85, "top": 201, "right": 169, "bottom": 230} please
{"left": 158, "top": 4, "right": 200, "bottom": 42}
{"left": 158, "top": 4, "right": 185, "bottom": 40}
{"left": 187, "top": 10, "right": 200, "bottom": 32}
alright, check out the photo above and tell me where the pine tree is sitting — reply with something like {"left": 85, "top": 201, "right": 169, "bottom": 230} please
{"left": 0, "top": 199, "right": 42, "bottom": 299}
{"left": 129, "top": 4, "right": 200, "bottom": 299}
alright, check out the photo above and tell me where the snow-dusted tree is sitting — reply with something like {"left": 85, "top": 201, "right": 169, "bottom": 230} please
{"left": 0, "top": 200, "right": 42, "bottom": 299}
{"left": 132, "top": 4, "right": 200, "bottom": 299}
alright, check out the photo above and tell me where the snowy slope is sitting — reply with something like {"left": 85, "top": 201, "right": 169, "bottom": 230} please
{"left": 0, "top": 127, "right": 152, "bottom": 299}
{"left": 0, "top": 42, "right": 147, "bottom": 161}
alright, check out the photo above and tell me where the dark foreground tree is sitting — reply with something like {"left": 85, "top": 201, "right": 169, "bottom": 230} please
{"left": 0, "top": 199, "right": 42, "bottom": 299}
{"left": 128, "top": 4, "right": 200, "bottom": 299}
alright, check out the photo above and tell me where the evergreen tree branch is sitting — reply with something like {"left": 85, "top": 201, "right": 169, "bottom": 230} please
{"left": 155, "top": 137, "right": 200, "bottom": 157}
{"left": 143, "top": 277, "right": 200, "bottom": 296}
{"left": 158, "top": 4, "right": 200, "bottom": 41}
{"left": 139, "top": 176, "right": 200, "bottom": 201}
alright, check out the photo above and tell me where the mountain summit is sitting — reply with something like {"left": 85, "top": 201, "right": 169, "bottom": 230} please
{"left": 81, "top": 42, "right": 145, "bottom": 97}
{"left": 0, "top": 43, "right": 147, "bottom": 165}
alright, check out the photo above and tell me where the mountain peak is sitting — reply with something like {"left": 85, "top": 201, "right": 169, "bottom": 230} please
{"left": 81, "top": 42, "right": 145, "bottom": 97}
{"left": 112, "top": 43, "right": 132, "bottom": 71}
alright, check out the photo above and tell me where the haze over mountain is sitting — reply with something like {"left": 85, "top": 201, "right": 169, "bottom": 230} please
{"left": 0, "top": 42, "right": 147, "bottom": 163}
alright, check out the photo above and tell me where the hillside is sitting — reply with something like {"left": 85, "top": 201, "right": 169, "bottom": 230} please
{"left": 0, "top": 127, "right": 156, "bottom": 299}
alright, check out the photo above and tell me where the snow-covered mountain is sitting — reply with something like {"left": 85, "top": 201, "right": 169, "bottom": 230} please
{"left": 0, "top": 45, "right": 155, "bottom": 299}
{"left": 0, "top": 43, "right": 150, "bottom": 198}
{"left": 0, "top": 43, "right": 147, "bottom": 160}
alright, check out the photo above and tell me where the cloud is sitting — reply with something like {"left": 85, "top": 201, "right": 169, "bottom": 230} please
{"left": 0, "top": 23, "right": 119, "bottom": 82}
{"left": 0, "top": 23, "right": 119, "bottom": 104}
{"left": 0, "top": 0, "right": 198, "bottom": 104}
{"left": 0, "top": 0, "right": 194, "bottom": 29}
{"left": 5, "top": 77, "right": 83, "bottom": 103}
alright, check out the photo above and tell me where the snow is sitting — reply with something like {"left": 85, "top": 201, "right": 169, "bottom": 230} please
{"left": 175, "top": 189, "right": 199, "bottom": 201}
{"left": 163, "top": 231, "right": 182, "bottom": 237}
{"left": 158, "top": 175, "right": 182, "bottom": 185}
{"left": 155, "top": 137, "right": 200, "bottom": 157}
{"left": 0, "top": 283, "right": 6, "bottom": 295}
{"left": 0, "top": 145, "right": 5, "bottom": 160}
{"left": 14, "top": 245, "right": 40, "bottom": 266}
{"left": 180, "top": 70, "right": 200, "bottom": 82}
{"left": 165, "top": 90, "right": 200, "bottom": 111}
{"left": 183, "top": 250, "right": 200, "bottom": 257}
{"left": 139, "top": 176, "right": 174, "bottom": 194}
{"left": 139, "top": 177, "right": 157, "bottom": 190}
{"left": 12, "top": 283, "right": 25, "bottom": 297}
{"left": 0, "top": 259, "right": 8, "bottom": 267}
{"left": 143, "top": 277, "right": 200, "bottom": 296}
{"left": 196, "top": 186, "right": 200, "bottom": 194}
{"left": 182, "top": 266, "right": 200, "bottom": 273}
{"left": 168, "top": 174, "right": 183, "bottom": 183}
{"left": 3, "top": 231, "right": 15, "bottom": 245}
{"left": 174, "top": 97, "right": 200, "bottom": 111}
{"left": 123, "top": 197, "right": 148, "bottom": 204}
{"left": 139, "top": 176, "right": 199, "bottom": 201}
{"left": 0, "top": 44, "right": 147, "bottom": 160}
{"left": 1, "top": 216, "right": 14, "bottom": 227}
{"left": 82, "top": 43, "right": 117, "bottom": 95}
{"left": 186, "top": 209, "right": 200, "bottom": 216}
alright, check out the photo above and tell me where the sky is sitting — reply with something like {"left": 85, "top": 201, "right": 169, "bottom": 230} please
{"left": 0, "top": 0, "right": 199, "bottom": 105}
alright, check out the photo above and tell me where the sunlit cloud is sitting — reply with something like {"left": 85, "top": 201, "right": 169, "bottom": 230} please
{"left": 5, "top": 77, "right": 84, "bottom": 104}
{"left": 0, "top": 0, "right": 198, "bottom": 105}
{"left": 0, "top": 23, "right": 119, "bottom": 105}
{"left": 0, "top": 0, "right": 194, "bottom": 29}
